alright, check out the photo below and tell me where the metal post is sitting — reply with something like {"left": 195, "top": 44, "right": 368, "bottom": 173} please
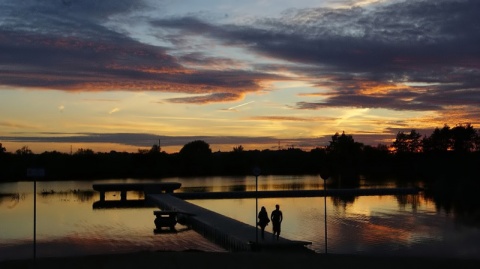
{"left": 324, "top": 178, "right": 327, "bottom": 254}
{"left": 252, "top": 167, "right": 261, "bottom": 249}
{"left": 27, "top": 167, "right": 44, "bottom": 268}
{"left": 255, "top": 174, "right": 258, "bottom": 245}
{"left": 34, "top": 177, "right": 37, "bottom": 265}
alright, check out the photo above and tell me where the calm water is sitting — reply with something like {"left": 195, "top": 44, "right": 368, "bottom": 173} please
{"left": 1, "top": 176, "right": 479, "bottom": 261}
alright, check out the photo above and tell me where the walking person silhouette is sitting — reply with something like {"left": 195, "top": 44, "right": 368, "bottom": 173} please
{"left": 257, "top": 206, "right": 270, "bottom": 239}
{"left": 270, "top": 204, "right": 283, "bottom": 240}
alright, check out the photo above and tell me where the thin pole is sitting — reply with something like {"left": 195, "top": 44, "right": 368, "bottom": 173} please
{"left": 255, "top": 175, "right": 258, "bottom": 246}
{"left": 324, "top": 178, "right": 327, "bottom": 254}
{"left": 33, "top": 178, "right": 37, "bottom": 266}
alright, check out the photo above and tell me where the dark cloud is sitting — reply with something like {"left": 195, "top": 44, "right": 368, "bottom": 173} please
{"left": 2, "top": 0, "right": 480, "bottom": 111}
{"left": 0, "top": 132, "right": 319, "bottom": 149}
{"left": 2, "top": 0, "right": 146, "bottom": 26}
{"left": 178, "top": 52, "right": 245, "bottom": 69}
{"left": 0, "top": 0, "right": 278, "bottom": 102}
{"left": 165, "top": 92, "right": 241, "bottom": 104}
{"left": 153, "top": 0, "right": 480, "bottom": 112}
{"left": 0, "top": 131, "right": 405, "bottom": 151}
{"left": 297, "top": 95, "right": 441, "bottom": 111}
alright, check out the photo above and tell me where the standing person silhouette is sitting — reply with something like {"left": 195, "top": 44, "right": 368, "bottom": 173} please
{"left": 257, "top": 206, "right": 270, "bottom": 239}
{"left": 270, "top": 204, "right": 283, "bottom": 240}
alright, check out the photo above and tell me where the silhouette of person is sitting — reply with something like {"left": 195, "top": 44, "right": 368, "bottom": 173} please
{"left": 270, "top": 204, "right": 283, "bottom": 240}
{"left": 257, "top": 206, "right": 270, "bottom": 239}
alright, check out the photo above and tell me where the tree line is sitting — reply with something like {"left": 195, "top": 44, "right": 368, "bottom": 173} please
{"left": 1, "top": 124, "right": 479, "bottom": 185}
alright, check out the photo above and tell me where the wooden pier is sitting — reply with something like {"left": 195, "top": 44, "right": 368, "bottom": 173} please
{"left": 173, "top": 187, "right": 421, "bottom": 200}
{"left": 91, "top": 183, "right": 421, "bottom": 251}
{"left": 147, "top": 193, "right": 312, "bottom": 252}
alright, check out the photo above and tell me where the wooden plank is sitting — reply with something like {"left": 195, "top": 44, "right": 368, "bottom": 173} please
{"left": 147, "top": 194, "right": 312, "bottom": 252}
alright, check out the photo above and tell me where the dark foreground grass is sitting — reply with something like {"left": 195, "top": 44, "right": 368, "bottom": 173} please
{"left": 1, "top": 251, "right": 479, "bottom": 269}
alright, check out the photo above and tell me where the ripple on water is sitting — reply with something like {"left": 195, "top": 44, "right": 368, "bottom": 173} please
{"left": 0, "top": 224, "right": 225, "bottom": 262}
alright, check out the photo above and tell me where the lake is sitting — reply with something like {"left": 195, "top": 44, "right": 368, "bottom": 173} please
{"left": 1, "top": 175, "right": 479, "bottom": 261}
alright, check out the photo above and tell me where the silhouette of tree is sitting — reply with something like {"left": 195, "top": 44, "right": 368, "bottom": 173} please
{"left": 233, "top": 145, "right": 244, "bottom": 152}
{"left": 137, "top": 149, "right": 149, "bottom": 154}
{"left": 475, "top": 132, "right": 480, "bottom": 152}
{"left": 180, "top": 140, "right": 212, "bottom": 156}
{"left": 422, "top": 125, "right": 452, "bottom": 152}
{"left": 1, "top": 124, "right": 480, "bottom": 182}
{"left": 375, "top": 144, "right": 389, "bottom": 152}
{"left": 391, "top": 130, "right": 422, "bottom": 153}
{"left": 327, "top": 132, "right": 363, "bottom": 185}
{"left": 179, "top": 140, "right": 212, "bottom": 175}
{"left": 360, "top": 144, "right": 392, "bottom": 177}
{"left": 328, "top": 132, "right": 361, "bottom": 154}
{"left": 450, "top": 123, "right": 476, "bottom": 152}
{"left": 15, "top": 146, "right": 33, "bottom": 155}
{"left": 74, "top": 148, "right": 94, "bottom": 155}
{"left": 149, "top": 144, "right": 161, "bottom": 154}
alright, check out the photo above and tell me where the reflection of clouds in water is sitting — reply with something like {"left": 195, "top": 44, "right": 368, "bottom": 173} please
{"left": 2, "top": 178, "right": 480, "bottom": 260}
{"left": 0, "top": 229, "right": 225, "bottom": 261}
{"left": 325, "top": 196, "right": 478, "bottom": 258}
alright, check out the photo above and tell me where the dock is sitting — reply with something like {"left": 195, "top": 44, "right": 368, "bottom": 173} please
{"left": 147, "top": 193, "right": 312, "bottom": 252}
{"left": 91, "top": 183, "right": 420, "bottom": 252}
{"left": 173, "top": 187, "right": 421, "bottom": 200}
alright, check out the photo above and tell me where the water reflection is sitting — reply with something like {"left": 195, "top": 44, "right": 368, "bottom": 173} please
{"left": 38, "top": 189, "right": 96, "bottom": 202}
{"left": 0, "top": 184, "right": 225, "bottom": 261}
{"left": 423, "top": 183, "right": 480, "bottom": 226}
{"left": 0, "top": 193, "right": 25, "bottom": 209}
{"left": 190, "top": 194, "right": 459, "bottom": 257}
{"left": 1, "top": 176, "right": 480, "bottom": 261}
{"left": 331, "top": 195, "right": 356, "bottom": 208}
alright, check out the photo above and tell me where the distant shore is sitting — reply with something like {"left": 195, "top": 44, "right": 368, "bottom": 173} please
{"left": 1, "top": 251, "right": 479, "bottom": 269}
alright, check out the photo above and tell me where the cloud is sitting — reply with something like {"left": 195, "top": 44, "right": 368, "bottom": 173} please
{"left": 82, "top": 98, "right": 120, "bottom": 102}
{"left": 249, "top": 116, "right": 334, "bottom": 122}
{"left": 178, "top": 52, "right": 247, "bottom": 69}
{"left": 2, "top": 0, "right": 480, "bottom": 112}
{"left": 108, "top": 108, "right": 120, "bottom": 114}
{"left": 0, "top": 121, "right": 37, "bottom": 129}
{"left": 0, "top": 0, "right": 280, "bottom": 102}
{"left": 152, "top": 0, "right": 480, "bottom": 112}
{"left": 165, "top": 92, "right": 242, "bottom": 104}
{"left": 0, "top": 132, "right": 298, "bottom": 147}
{"left": 0, "top": 131, "right": 406, "bottom": 151}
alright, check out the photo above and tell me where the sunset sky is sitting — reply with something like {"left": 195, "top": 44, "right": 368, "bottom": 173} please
{"left": 1, "top": 0, "right": 479, "bottom": 153}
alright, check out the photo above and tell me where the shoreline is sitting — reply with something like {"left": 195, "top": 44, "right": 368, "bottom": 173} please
{"left": 1, "top": 251, "right": 479, "bottom": 269}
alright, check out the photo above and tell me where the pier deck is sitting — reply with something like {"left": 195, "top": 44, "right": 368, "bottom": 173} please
{"left": 147, "top": 194, "right": 312, "bottom": 252}
{"left": 173, "top": 187, "right": 421, "bottom": 200}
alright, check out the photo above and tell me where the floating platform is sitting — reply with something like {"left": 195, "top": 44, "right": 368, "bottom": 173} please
{"left": 147, "top": 193, "right": 312, "bottom": 252}
{"left": 92, "top": 182, "right": 181, "bottom": 201}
